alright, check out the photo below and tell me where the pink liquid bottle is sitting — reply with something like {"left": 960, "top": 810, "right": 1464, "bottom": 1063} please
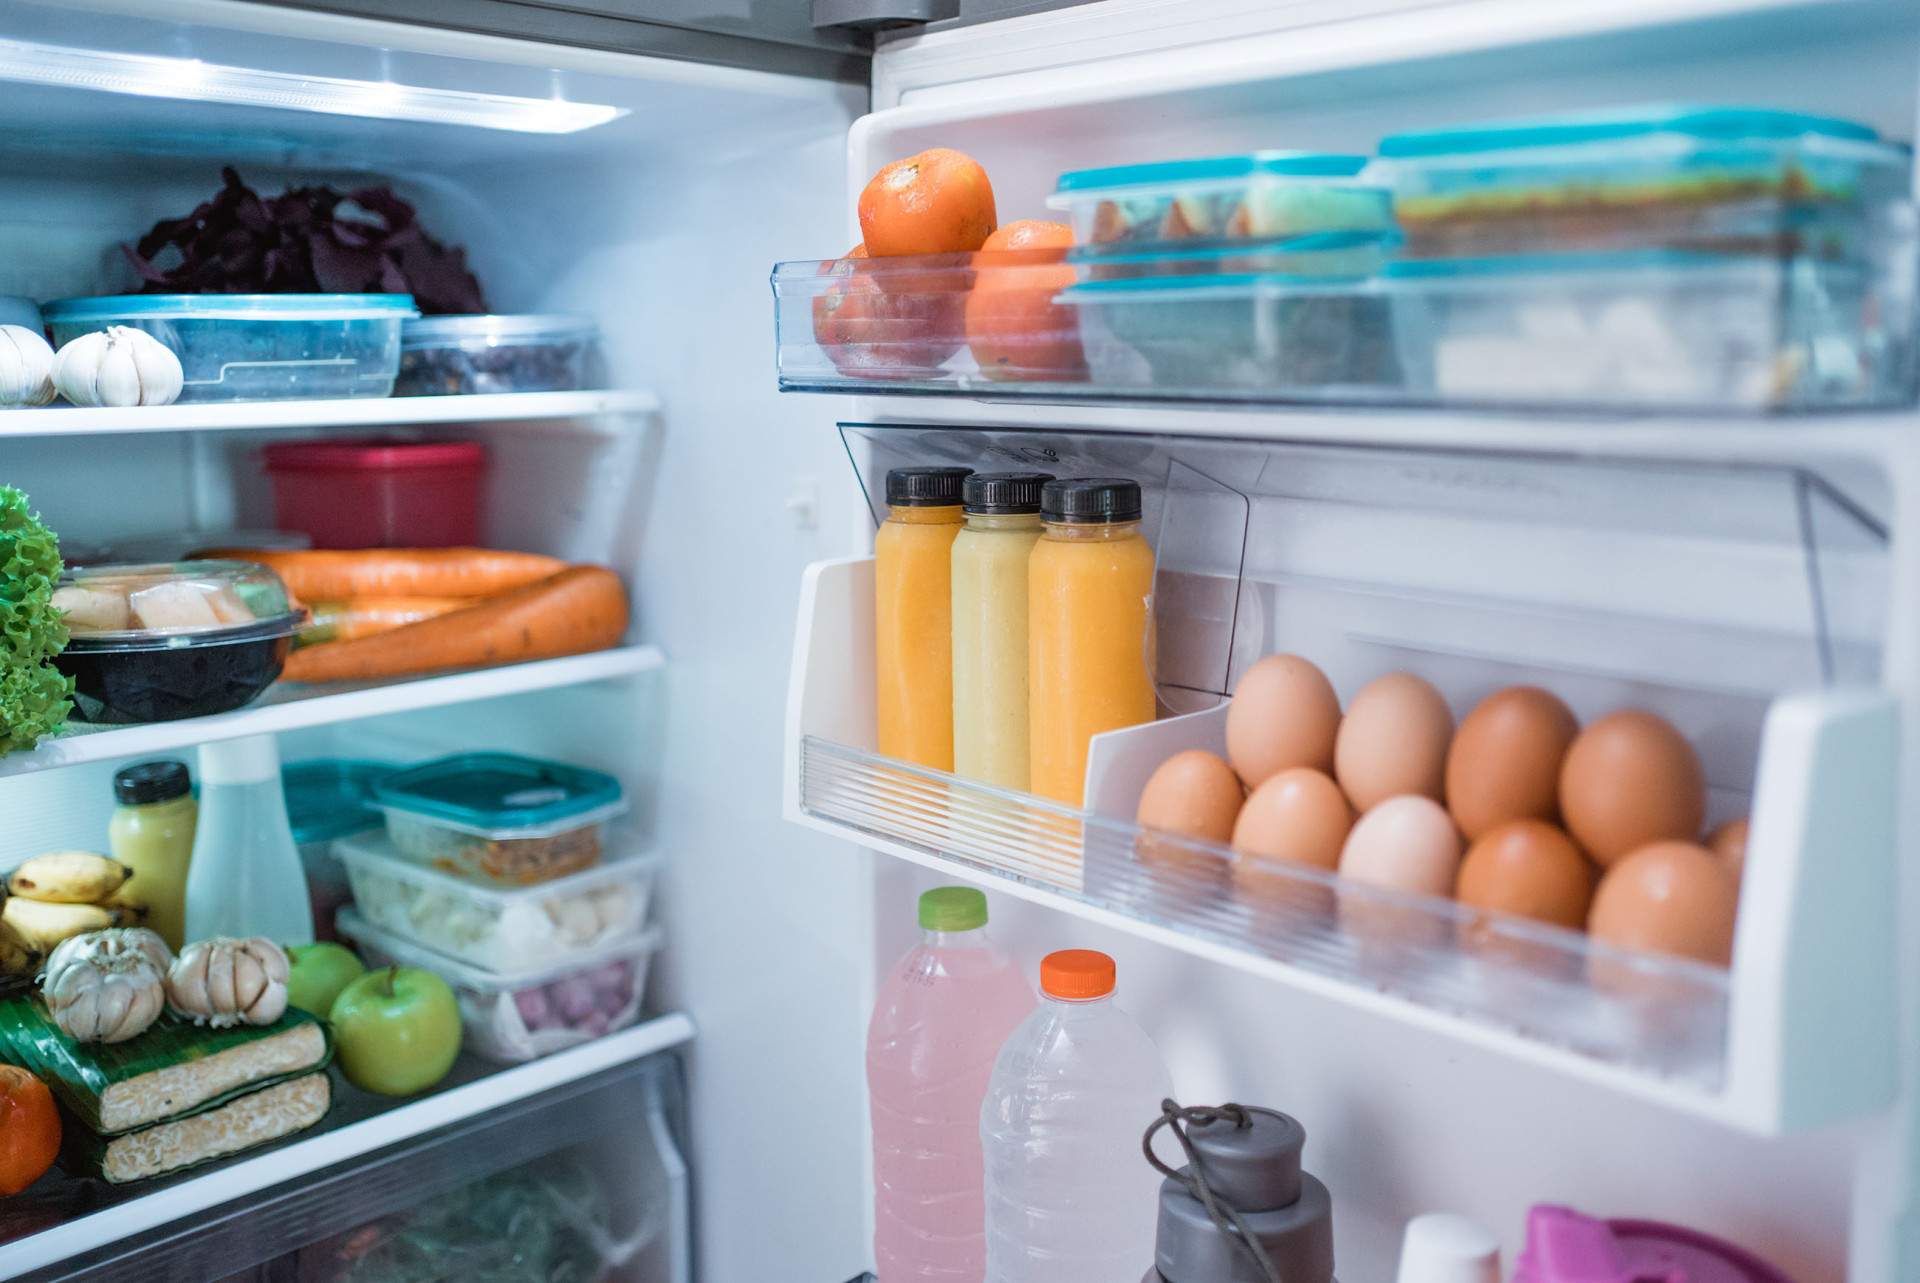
{"left": 868, "top": 886, "right": 1037, "bottom": 1281}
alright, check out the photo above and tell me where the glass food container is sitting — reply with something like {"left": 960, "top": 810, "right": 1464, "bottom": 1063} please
{"left": 394, "top": 314, "right": 601, "bottom": 395}
{"left": 50, "top": 560, "right": 306, "bottom": 723}
{"left": 371, "top": 753, "right": 628, "bottom": 886}
{"left": 42, "top": 294, "right": 418, "bottom": 402}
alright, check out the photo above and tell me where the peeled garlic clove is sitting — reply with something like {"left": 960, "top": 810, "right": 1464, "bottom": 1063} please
{"left": 0, "top": 324, "right": 55, "bottom": 408}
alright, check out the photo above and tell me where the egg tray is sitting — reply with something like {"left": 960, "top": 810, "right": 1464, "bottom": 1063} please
{"left": 797, "top": 733, "right": 1730, "bottom": 1089}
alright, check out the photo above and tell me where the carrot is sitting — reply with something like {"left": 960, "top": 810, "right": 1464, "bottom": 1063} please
{"left": 299, "top": 597, "right": 479, "bottom": 645}
{"left": 197, "top": 548, "right": 567, "bottom": 602}
{"left": 281, "top": 566, "right": 628, "bottom": 683}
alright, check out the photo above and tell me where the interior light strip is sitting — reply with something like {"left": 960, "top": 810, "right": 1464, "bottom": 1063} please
{"left": 0, "top": 36, "right": 627, "bottom": 134}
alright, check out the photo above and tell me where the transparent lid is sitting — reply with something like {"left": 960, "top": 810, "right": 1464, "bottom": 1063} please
{"left": 335, "top": 907, "right": 662, "bottom": 992}
{"left": 335, "top": 828, "right": 657, "bottom": 906}
{"left": 1053, "top": 151, "right": 1374, "bottom": 195}
{"left": 401, "top": 314, "right": 599, "bottom": 346}
{"left": 42, "top": 294, "right": 418, "bottom": 321}
{"left": 372, "top": 752, "right": 627, "bottom": 838}
{"left": 284, "top": 759, "right": 396, "bottom": 845}
{"left": 53, "top": 559, "right": 305, "bottom": 648}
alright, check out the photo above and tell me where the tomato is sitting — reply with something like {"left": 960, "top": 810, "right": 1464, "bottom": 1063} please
{"left": 965, "top": 220, "right": 1086, "bottom": 382}
{"left": 0, "top": 1065, "right": 60, "bottom": 1197}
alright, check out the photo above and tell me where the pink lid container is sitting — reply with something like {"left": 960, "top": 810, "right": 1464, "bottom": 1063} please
{"left": 1514, "top": 1205, "right": 1793, "bottom": 1283}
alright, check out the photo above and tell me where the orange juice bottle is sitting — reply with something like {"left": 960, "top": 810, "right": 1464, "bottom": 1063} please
{"left": 1028, "top": 478, "right": 1157, "bottom": 805}
{"left": 875, "top": 466, "right": 972, "bottom": 770}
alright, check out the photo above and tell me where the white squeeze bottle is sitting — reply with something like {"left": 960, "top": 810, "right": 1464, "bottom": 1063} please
{"left": 185, "top": 734, "right": 314, "bottom": 944}
{"left": 982, "top": 948, "right": 1174, "bottom": 1283}
{"left": 868, "top": 886, "right": 1037, "bottom": 1281}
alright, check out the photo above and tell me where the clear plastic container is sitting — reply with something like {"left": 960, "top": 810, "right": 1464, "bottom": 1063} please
{"left": 372, "top": 752, "right": 627, "bottom": 885}
{"left": 1388, "top": 250, "right": 1913, "bottom": 408}
{"left": 336, "top": 908, "right": 660, "bottom": 1064}
{"left": 1379, "top": 104, "right": 1914, "bottom": 260}
{"left": 284, "top": 759, "right": 395, "bottom": 942}
{"left": 49, "top": 560, "right": 307, "bottom": 723}
{"left": 394, "top": 314, "right": 600, "bottom": 395}
{"left": 41, "top": 294, "right": 417, "bottom": 402}
{"left": 1048, "top": 152, "right": 1394, "bottom": 255}
{"left": 264, "top": 438, "right": 489, "bottom": 549}
{"left": 336, "top": 829, "right": 656, "bottom": 973}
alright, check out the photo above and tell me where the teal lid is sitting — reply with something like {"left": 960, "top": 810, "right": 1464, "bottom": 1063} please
{"left": 1055, "top": 151, "right": 1371, "bottom": 194}
{"left": 373, "top": 753, "right": 625, "bottom": 838}
{"left": 1379, "top": 104, "right": 1883, "bottom": 159}
{"left": 43, "top": 294, "right": 419, "bottom": 321}
{"left": 920, "top": 886, "right": 988, "bottom": 931}
{"left": 283, "top": 759, "right": 395, "bottom": 845}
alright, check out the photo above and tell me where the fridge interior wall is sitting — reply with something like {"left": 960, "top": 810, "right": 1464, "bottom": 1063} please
{"left": 0, "top": 4, "right": 874, "bottom": 1281}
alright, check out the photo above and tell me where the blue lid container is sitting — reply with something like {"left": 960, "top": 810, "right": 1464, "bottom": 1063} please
{"left": 373, "top": 753, "right": 625, "bottom": 838}
{"left": 283, "top": 759, "right": 396, "bottom": 846}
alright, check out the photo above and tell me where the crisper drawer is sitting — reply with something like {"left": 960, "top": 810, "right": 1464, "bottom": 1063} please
{"left": 9, "top": 1050, "right": 690, "bottom": 1283}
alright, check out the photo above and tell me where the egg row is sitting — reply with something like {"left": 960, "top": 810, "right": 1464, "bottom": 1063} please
{"left": 1133, "top": 655, "right": 1746, "bottom": 967}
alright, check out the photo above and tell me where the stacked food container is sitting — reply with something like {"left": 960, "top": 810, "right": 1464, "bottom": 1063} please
{"left": 331, "top": 752, "right": 663, "bottom": 1064}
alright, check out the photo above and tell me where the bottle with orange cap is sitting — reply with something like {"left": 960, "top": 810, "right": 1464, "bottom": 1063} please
{"left": 981, "top": 948, "right": 1174, "bottom": 1283}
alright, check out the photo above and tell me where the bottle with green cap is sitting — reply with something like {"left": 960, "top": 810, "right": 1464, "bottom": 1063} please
{"left": 867, "top": 885, "right": 1037, "bottom": 1280}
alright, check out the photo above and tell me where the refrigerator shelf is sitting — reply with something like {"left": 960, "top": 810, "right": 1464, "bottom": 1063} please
{"left": 0, "top": 644, "right": 665, "bottom": 781}
{"left": 0, "top": 389, "right": 659, "bottom": 437}
{"left": 0, "top": 1012, "right": 695, "bottom": 1281}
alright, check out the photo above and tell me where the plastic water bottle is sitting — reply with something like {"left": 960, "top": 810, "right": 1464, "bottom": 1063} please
{"left": 185, "top": 734, "right": 313, "bottom": 945}
{"left": 868, "top": 887, "right": 1037, "bottom": 1280}
{"left": 982, "top": 948, "right": 1174, "bottom": 1283}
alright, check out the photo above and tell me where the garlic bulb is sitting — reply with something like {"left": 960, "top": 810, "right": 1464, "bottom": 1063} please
{"left": 52, "top": 326, "right": 184, "bottom": 408}
{"left": 0, "top": 325, "right": 55, "bottom": 408}
{"left": 167, "top": 936, "right": 289, "bottom": 1028}
{"left": 42, "top": 928, "right": 172, "bottom": 1043}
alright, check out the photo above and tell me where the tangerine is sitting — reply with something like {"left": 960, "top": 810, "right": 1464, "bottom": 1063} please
{"left": 965, "top": 220, "right": 1086, "bottom": 381}
{"left": 859, "top": 149, "right": 997, "bottom": 257}
{"left": 0, "top": 1065, "right": 59, "bottom": 1196}
{"left": 812, "top": 243, "right": 966, "bottom": 378}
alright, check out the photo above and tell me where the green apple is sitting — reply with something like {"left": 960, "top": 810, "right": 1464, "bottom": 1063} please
{"left": 285, "top": 943, "right": 366, "bottom": 1018}
{"left": 329, "top": 966, "right": 462, "bottom": 1095}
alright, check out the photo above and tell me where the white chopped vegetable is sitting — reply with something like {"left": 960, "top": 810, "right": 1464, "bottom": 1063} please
{"left": 129, "top": 581, "right": 222, "bottom": 631}
{"left": 50, "top": 584, "right": 134, "bottom": 632}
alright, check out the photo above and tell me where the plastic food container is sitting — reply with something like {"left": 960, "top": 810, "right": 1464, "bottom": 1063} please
{"left": 1063, "top": 273, "right": 1406, "bottom": 395}
{"left": 335, "top": 830, "right": 657, "bottom": 973}
{"left": 263, "top": 439, "right": 488, "bottom": 549}
{"left": 50, "top": 560, "right": 306, "bottom": 723}
{"left": 1379, "top": 105, "right": 1914, "bottom": 260}
{"left": 337, "top": 909, "right": 660, "bottom": 1064}
{"left": 1048, "top": 152, "right": 1394, "bottom": 257}
{"left": 284, "top": 759, "right": 395, "bottom": 942}
{"left": 1387, "top": 250, "right": 1912, "bottom": 409}
{"left": 42, "top": 294, "right": 417, "bottom": 402}
{"left": 394, "top": 314, "right": 600, "bottom": 395}
{"left": 372, "top": 753, "right": 627, "bottom": 885}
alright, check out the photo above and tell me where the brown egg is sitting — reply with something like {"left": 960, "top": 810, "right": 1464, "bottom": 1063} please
{"left": 1334, "top": 672, "right": 1454, "bottom": 812}
{"left": 1588, "top": 840, "right": 1737, "bottom": 966}
{"left": 1135, "top": 750, "right": 1243, "bottom": 882}
{"left": 1455, "top": 819, "right": 1594, "bottom": 929}
{"left": 1558, "top": 710, "right": 1705, "bottom": 867}
{"left": 1226, "top": 654, "right": 1342, "bottom": 788}
{"left": 1338, "top": 795, "right": 1463, "bottom": 898}
{"left": 1707, "top": 816, "right": 1749, "bottom": 883}
{"left": 1232, "top": 768, "right": 1352, "bottom": 870}
{"left": 1445, "top": 686, "right": 1579, "bottom": 839}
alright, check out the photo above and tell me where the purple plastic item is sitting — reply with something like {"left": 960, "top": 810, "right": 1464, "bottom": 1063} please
{"left": 1514, "top": 1206, "right": 1793, "bottom": 1283}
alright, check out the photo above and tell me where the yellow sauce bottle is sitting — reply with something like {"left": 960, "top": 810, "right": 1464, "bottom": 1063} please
{"left": 875, "top": 466, "right": 972, "bottom": 770}
{"left": 1029, "top": 478, "right": 1157, "bottom": 805}
{"left": 108, "top": 760, "right": 197, "bottom": 951}
{"left": 951, "top": 472, "right": 1052, "bottom": 791}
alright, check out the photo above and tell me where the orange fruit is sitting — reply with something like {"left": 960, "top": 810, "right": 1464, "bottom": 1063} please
{"left": 0, "top": 1065, "right": 59, "bottom": 1196}
{"left": 812, "top": 243, "right": 966, "bottom": 378}
{"left": 859, "top": 149, "right": 997, "bottom": 257}
{"left": 965, "top": 220, "right": 1085, "bottom": 381}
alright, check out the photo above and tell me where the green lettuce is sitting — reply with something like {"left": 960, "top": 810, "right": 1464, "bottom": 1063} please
{"left": 0, "top": 487, "right": 71, "bottom": 754}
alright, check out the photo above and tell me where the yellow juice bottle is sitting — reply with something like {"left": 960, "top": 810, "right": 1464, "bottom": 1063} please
{"left": 951, "top": 472, "right": 1052, "bottom": 791}
{"left": 875, "top": 466, "right": 972, "bottom": 770}
{"left": 108, "top": 760, "right": 198, "bottom": 951}
{"left": 1029, "top": 478, "right": 1157, "bottom": 805}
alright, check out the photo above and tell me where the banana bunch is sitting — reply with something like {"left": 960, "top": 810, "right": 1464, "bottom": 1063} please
{"left": 2, "top": 852, "right": 145, "bottom": 970}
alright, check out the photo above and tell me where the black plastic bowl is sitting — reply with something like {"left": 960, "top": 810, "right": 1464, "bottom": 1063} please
{"left": 56, "top": 615, "right": 302, "bottom": 724}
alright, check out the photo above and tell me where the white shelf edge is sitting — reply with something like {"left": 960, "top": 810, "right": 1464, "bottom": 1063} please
{"left": 0, "top": 1011, "right": 697, "bottom": 1280}
{"left": 0, "top": 389, "right": 659, "bottom": 437}
{"left": 789, "top": 808, "right": 1751, "bottom": 1129}
{"left": 1, "top": 645, "right": 666, "bottom": 779}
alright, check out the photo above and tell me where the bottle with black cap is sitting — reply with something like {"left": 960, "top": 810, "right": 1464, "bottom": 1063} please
{"left": 951, "top": 471, "right": 1053, "bottom": 791}
{"left": 1029, "top": 477, "right": 1157, "bottom": 804}
{"left": 108, "top": 760, "right": 197, "bottom": 950}
{"left": 875, "top": 466, "right": 972, "bottom": 771}
{"left": 1142, "top": 1101, "right": 1337, "bottom": 1283}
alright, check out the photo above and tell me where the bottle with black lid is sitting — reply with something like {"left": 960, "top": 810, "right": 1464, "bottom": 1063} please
{"left": 876, "top": 467, "right": 973, "bottom": 771}
{"left": 108, "top": 760, "right": 198, "bottom": 950}
{"left": 951, "top": 472, "right": 1054, "bottom": 790}
{"left": 1029, "top": 478, "right": 1157, "bottom": 805}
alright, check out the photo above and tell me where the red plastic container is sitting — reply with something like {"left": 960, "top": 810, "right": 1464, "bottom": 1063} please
{"left": 264, "top": 439, "right": 488, "bottom": 549}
